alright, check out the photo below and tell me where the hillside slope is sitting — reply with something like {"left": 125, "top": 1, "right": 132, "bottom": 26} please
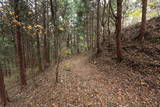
{"left": 98, "top": 16, "right": 160, "bottom": 74}
{"left": 95, "top": 16, "right": 160, "bottom": 106}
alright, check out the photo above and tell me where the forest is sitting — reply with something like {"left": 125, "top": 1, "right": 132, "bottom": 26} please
{"left": 0, "top": 0, "right": 160, "bottom": 106}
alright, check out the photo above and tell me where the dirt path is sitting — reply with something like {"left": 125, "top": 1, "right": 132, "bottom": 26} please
{"left": 59, "top": 54, "right": 159, "bottom": 107}
{"left": 6, "top": 54, "right": 159, "bottom": 107}
{"left": 63, "top": 55, "right": 97, "bottom": 80}
{"left": 59, "top": 55, "right": 115, "bottom": 106}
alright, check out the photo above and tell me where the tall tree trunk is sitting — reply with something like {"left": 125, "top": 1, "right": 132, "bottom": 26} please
{"left": 43, "top": 1, "right": 48, "bottom": 68}
{"left": 138, "top": 0, "right": 148, "bottom": 41}
{"left": 107, "top": 15, "right": 111, "bottom": 46}
{"left": 116, "top": 0, "right": 123, "bottom": 61}
{"left": 14, "top": 0, "right": 27, "bottom": 87}
{"left": 71, "top": 34, "right": 73, "bottom": 54}
{"left": 77, "top": 35, "right": 80, "bottom": 54}
{"left": 46, "top": 8, "right": 50, "bottom": 66}
{"left": 36, "top": 34, "right": 43, "bottom": 72}
{"left": 66, "top": 34, "right": 70, "bottom": 48}
{"left": 50, "top": 0, "right": 60, "bottom": 83}
{"left": 86, "top": 14, "right": 89, "bottom": 50}
{"left": 102, "top": 0, "right": 107, "bottom": 42}
{"left": 96, "top": 0, "right": 101, "bottom": 54}
{"left": 74, "top": 33, "right": 76, "bottom": 53}
{"left": 50, "top": 0, "right": 59, "bottom": 61}
{"left": 89, "top": 12, "right": 92, "bottom": 50}
{"left": 0, "top": 64, "right": 7, "bottom": 106}
{"left": 107, "top": 0, "right": 111, "bottom": 46}
{"left": 22, "top": 36, "right": 27, "bottom": 70}
{"left": 91, "top": 10, "right": 94, "bottom": 49}
{"left": 35, "top": 0, "right": 43, "bottom": 72}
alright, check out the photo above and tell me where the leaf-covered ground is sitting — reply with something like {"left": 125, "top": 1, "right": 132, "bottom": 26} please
{"left": 5, "top": 17, "right": 160, "bottom": 107}
{"left": 5, "top": 53, "right": 159, "bottom": 107}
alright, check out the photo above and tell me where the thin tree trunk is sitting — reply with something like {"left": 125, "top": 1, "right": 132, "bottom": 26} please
{"left": 50, "top": 0, "right": 60, "bottom": 83}
{"left": 108, "top": 0, "right": 111, "bottom": 46}
{"left": 86, "top": 14, "right": 89, "bottom": 50}
{"left": 91, "top": 11, "right": 94, "bottom": 49}
{"left": 102, "top": 0, "right": 107, "bottom": 42}
{"left": 67, "top": 34, "right": 70, "bottom": 48}
{"left": 36, "top": 34, "right": 43, "bottom": 72}
{"left": 43, "top": 1, "right": 48, "bottom": 69}
{"left": 14, "top": 0, "right": 27, "bottom": 87}
{"left": 50, "top": 0, "right": 59, "bottom": 61}
{"left": 46, "top": 1, "right": 50, "bottom": 65}
{"left": 22, "top": 36, "right": 27, "bottom": 70}
{"left": 89, "top": 12, "right": 92, "bottom": 50}
{"left": 35, "top": 0, "right": 43, "bottom": 72}
{"left": 74, "top": 33, "right": 76, "bottom": 53}
{"left": 96, "top": 0, "right": 101, "bottom": 54}
{"left": 0, "top": 64, "right": 7, "bottom": 106}
{"left": 71, "top": 34, "right": 73, "bottom": 54}
{"left": 77, "top": 35, "right": 80, "bottom": 54}
{"left": 138, "top": 0, "right": 148, "bottom": 41}
{"left": 116, "top": 0, "right": 123, "bottom": 61}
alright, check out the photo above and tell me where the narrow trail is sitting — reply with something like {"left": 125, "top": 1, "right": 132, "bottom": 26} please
{"left": 59, "top": 55, "right": 116, "bottom": 106}
{"left": 63, "top": 55, "right": 97, "bottom": 80}
{"left": 6, "top": 54, "right": 159, "bottom": 107}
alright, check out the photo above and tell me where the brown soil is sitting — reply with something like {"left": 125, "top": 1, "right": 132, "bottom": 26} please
{"left": 4, "top": 17, "right": 160, "bottom": 107}
{"left": 5, "top": 53, "right": 159, "bottom": 107}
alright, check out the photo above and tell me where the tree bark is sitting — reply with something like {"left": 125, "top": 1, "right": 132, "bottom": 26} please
{"left": 102, "top": 0, "right": 107, "bottom": 42}
{"left": 116, "top": 0, "right": 123, "bottom": 61}
{"left": 96, "top": 0, "right": 101, "bottom": 54}
{"left": 138, "top": 0, "right": 148, "bottom": 41}
{"left": 107, "top": 0, "right": 111, "bottom": 46}
{"left": 86, "top": 14, "right": 90, "bottom": 50}
{"left": 0, "top": 64, "right": 7, "bottom": 106}
{"left": 91, "top": 10, "right": 94, "bottom": 49}
{"left": 35, "top": 0, "right": 43, "bottom": 72}
{"left": 76, "top": 35, "right": 80, "bottom": 54}
{"left": 50, "top": 0, "right": 60, "bottom": 83}
{"left": 67, "top": 34, "right": 70, "bottom": 48}
{"left": 14, "top": 0, "right": 27, "bottom": 87}
{"left": 43, "top": 1, "right": 49, "bottom": 68}
{"left": 46, "top": 2, "right": 50, "bottom": 65}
